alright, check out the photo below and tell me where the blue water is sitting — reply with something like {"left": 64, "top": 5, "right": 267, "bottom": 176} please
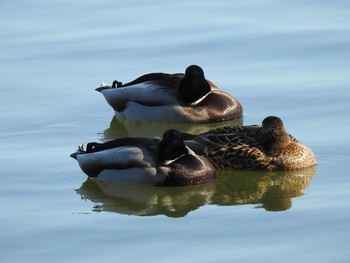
{"left": 1, "top": 0, "right": 350, "bottom": 262}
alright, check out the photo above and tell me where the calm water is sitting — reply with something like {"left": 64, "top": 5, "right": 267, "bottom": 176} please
{"left": 1, "top": 0, "right": 350, "bottom": 262}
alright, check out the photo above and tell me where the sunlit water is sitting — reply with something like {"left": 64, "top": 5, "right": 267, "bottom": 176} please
{"left": 1, "top": 1, "right": 350, "bottom": 262}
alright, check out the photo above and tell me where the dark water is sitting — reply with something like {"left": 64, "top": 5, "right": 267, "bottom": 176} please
{"left": 1, "top": 1, "right": 350, "bottom": 262}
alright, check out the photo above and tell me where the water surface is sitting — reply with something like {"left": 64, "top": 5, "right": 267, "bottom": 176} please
{"left": 1, "top": 1, "right": 350, "bottom": 262}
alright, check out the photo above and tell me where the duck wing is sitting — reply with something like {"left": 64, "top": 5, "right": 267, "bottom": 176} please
{"left": 185, "top": 126, "right": 276, "bottom": 170}
{"left": 84, "top": 137, "right": 159, "bottom": 153}
{"left": 204, "top": 140, "right": 275, "bottom": 170}
{"left": 121, "top": 73, "right": 183, "bottom": 87}
{"left": 72, "top": 138, "right": 160, "bottom": 177}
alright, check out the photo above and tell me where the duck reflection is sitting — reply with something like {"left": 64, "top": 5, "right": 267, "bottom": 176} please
{"left": 101, "top": 115, "right": 243, "bottom": 140}
{"left": 76, "top": 166, "right": 315, "bottom": 217}
{"left": 213, "top": 166, "right": 316, "bottom": 211}
{"left": 77, "top": 179, "right": 215, "bottom": 217}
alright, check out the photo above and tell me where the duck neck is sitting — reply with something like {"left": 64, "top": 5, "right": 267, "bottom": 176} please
{"left": 178, "top": 73, "right": 211, "bottom": 104}
{"left": 158, "top": 137, "right": 188, "bottom": 164}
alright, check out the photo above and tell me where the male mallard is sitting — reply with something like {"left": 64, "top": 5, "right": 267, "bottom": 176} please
{"left": 183, "top": 116, "right": 316, "bottom": 171}
{"left": 96, "top": 65, "right": 242, "bottom": 123}
{"left": 70, "top": 129, "right": 216, "bottom": 186}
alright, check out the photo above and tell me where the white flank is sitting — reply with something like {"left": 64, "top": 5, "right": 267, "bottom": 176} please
{"left": 76, "top": 146, "right": 154, "bottom": 170}
{"left": 100, "top": 83, "right": 177, "bottom": 106}
{"left": 122, "top": 102, "right": 188, "bottom": 122}
{"left": 97, "top": 167, "right": 157, "bottom": 184}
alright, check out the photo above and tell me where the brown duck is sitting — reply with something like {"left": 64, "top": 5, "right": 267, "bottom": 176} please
{"left": 184, "top": 116, "right": 316, "bottom": 171}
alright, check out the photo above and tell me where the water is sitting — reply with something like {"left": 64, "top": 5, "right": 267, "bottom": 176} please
{"left": 1, "top": 0, "right": 350, "bottom": 262}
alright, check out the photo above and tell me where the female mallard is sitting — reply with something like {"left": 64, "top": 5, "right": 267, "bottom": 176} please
{"left": 70, "top": 129, "right": 216, "bottom": 186}
{"left": 96, "top": 65, "right": 242, "bottom": 123}
{"left": 183, "top": 116, "right": 316, "bottom": 171}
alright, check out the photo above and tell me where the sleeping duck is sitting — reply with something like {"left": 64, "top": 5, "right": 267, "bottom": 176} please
{"left": 96, "top": 65, "right": 242, "bottom": 123}
{"left": 70, "top": 129, "right": 216, "bottom": 186}
{"left": 183, "top": 116, "right": 316, "bottom": 171}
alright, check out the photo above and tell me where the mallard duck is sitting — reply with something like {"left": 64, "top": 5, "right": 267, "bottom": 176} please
{"left": 96, "top": 65, "right": 242, "bottom": 123}
{"left": 70, "top": 129, "right": 216, "bottom": 186}
{"left": 183, "top": 116, "right": 316, "bottom": 171}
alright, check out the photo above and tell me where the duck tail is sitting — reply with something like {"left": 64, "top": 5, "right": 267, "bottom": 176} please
{"left": 70, "top": 152, "right": 78, "bottom": 159}
{"left": 95, "top": 86, "right": 109, "bottom": 92}
{"left": 70, "top": 144, "right": 86, "bottom": 159}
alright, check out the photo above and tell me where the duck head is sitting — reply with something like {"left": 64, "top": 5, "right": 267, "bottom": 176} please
{"left": 259, "top": 116, "right": 291, "bottom": 155}
{"left": 158, "top": 129, "right": 188, "bottom": 164}
{"left": 178, "top": 65, "right": 211, "bottom": 104}
{"left": 157, "top": 128, "right": 216, "bottom": 186}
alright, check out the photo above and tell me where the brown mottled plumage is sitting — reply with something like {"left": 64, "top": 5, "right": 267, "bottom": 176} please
{"left": 184, "top": 116, "right": 316, "bottom": 171}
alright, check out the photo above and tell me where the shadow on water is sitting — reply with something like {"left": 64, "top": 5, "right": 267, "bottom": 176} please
{"left": 100, "top": 115, "right": 243, "bottom": 140}
{"left": 76, "top": 166, "right": 316, "bottom": 217}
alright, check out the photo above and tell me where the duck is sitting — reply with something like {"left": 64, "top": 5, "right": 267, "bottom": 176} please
{"left": 70, "top": 129, "right": 216, "bottom": 186}
{"left": 183, "top": 116, "right": 316, "bottom": 171}
{"left": 96, "top": 65, "right": 242, "bottom": 123}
